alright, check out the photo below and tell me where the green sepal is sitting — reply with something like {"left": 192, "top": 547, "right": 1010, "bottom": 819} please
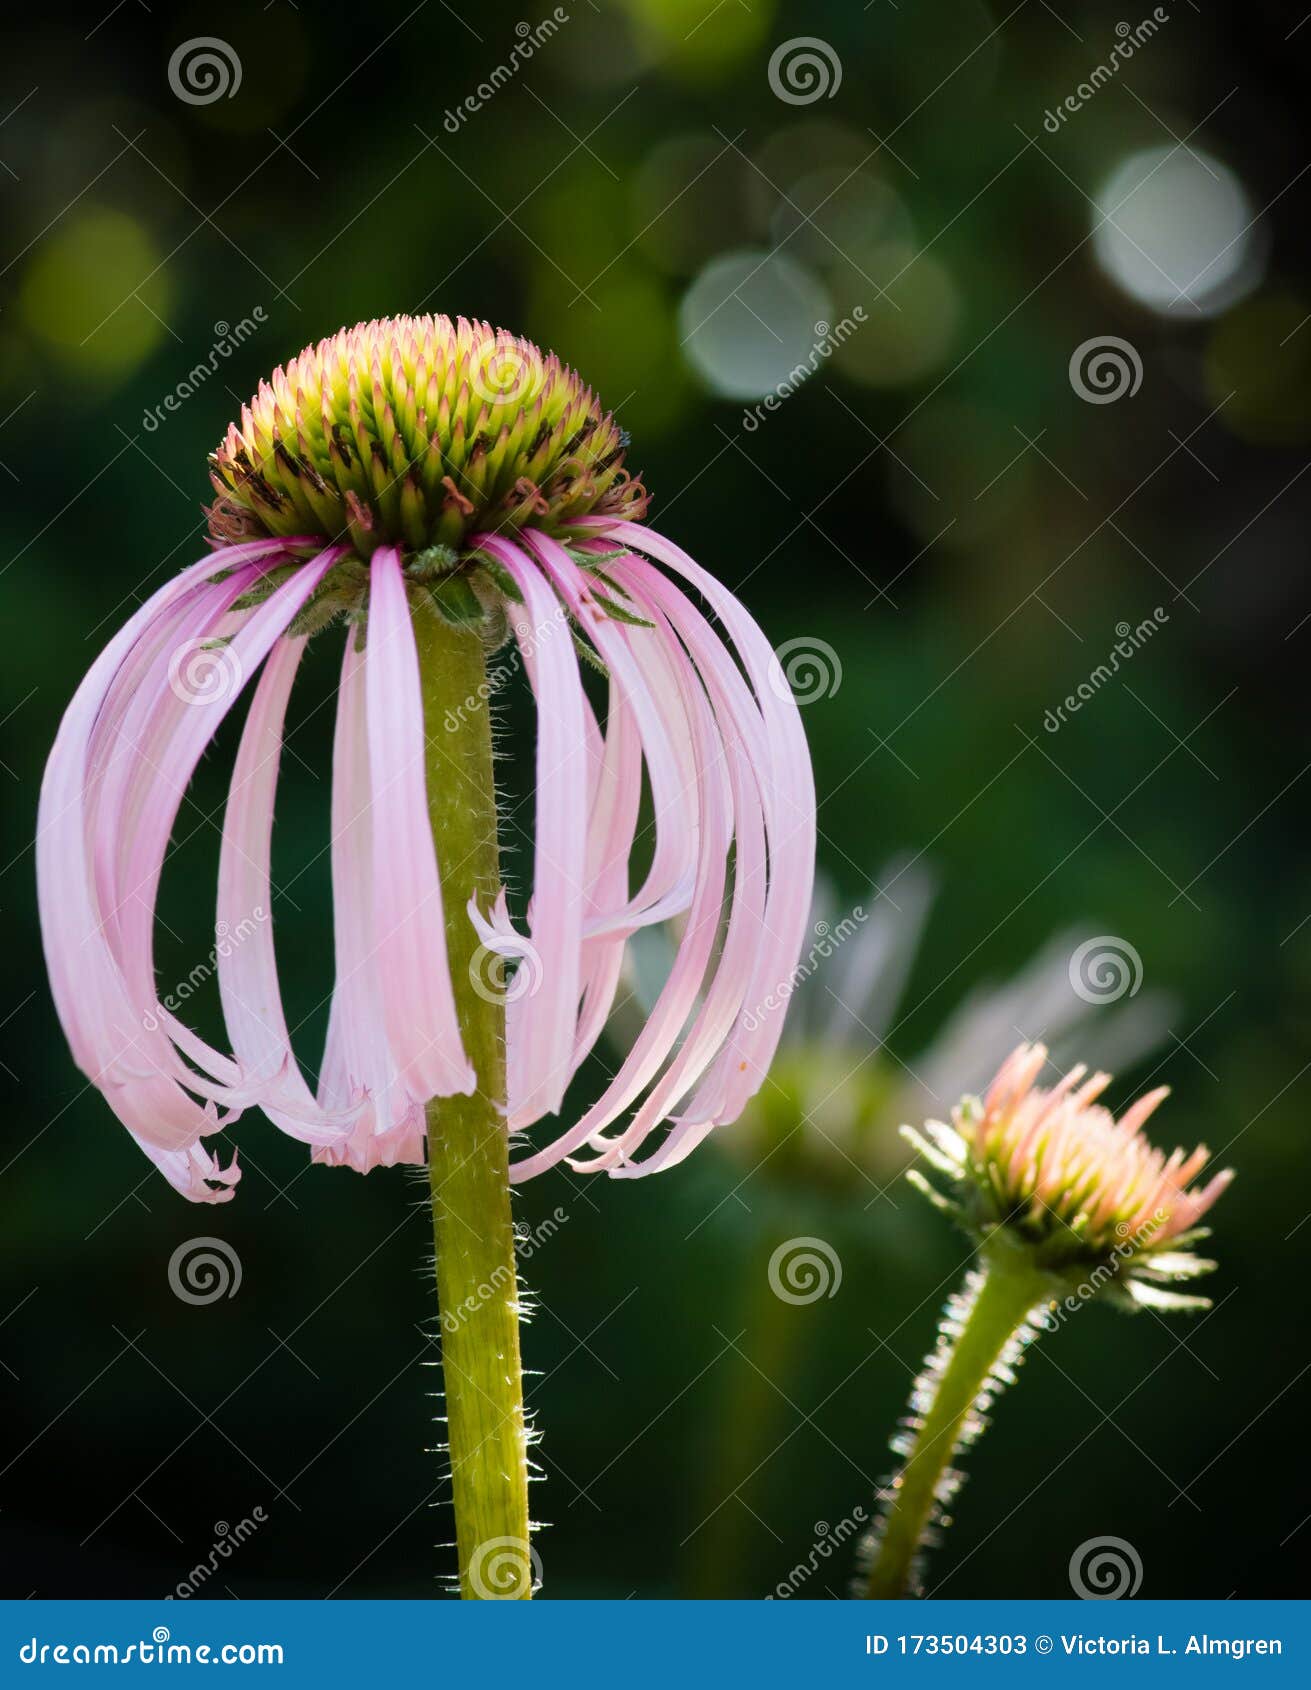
{"left": 568, "top": 544, "right": 629, "bottom": 569}
{"left": 282, "top": 557, "right": 369, "bottom": 637}
{"left": 900, "top": 1123, "right": 966, "bottom": 1180}
{"left": 468, "top": 554, "right": 526, "bottom": 604}
{"left": 286, "top": 593, "right": 346, "bottom": 639}
{"left": 1135, "top": 1251, "right": 1217, "bottom": 1282}
{"left": 1124, "top": 1278, "right": 1212, "bottom": 1314}
{"left": 425, "top": 573, "right": 493, "bottom": 630}
{"left": 570, "top": 626, "right": 611, "bottom": 679}
{"left": 406, "top": 543, "right": 462, "bottom": 582}
{"left": 905, "top": 1166, "right": 962, "bottom": 1218}
{"left": 589, "top": 590, "right": 654, "bottom": 629}
{"left": 231, "top": 563, "right": 299, "bottom": 610}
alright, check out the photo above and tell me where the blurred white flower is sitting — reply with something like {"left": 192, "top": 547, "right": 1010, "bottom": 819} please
{"left": 716, "top": 857, "right": 1177, "bottom": 1192}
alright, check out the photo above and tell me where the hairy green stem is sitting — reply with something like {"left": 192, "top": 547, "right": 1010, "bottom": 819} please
{"left": 416, "top": 604, "right": 532, "bottom": 1600}
{"left": 866, "top": 1248, "right": 1047, "bottom": 1599}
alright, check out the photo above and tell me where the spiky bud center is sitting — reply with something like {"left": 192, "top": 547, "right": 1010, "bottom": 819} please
{"left": 207, "top": 314, "right": 647, "bottom": 559}
{"left": 903, "top": 1044, "right": 1231, "bottom": 1305}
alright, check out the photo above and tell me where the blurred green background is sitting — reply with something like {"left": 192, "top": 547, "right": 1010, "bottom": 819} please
{"left": 3, "top": 0, "right": 1310, "bottom": 1600}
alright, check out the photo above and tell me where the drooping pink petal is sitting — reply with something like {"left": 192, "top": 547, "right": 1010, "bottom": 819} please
{"left": 505, "top": 554, "right": 733, "bottom": 1178}
{"left": 216, "top": 634, "right": 359, "bottom": 1145}
{"left": 466, "top": 538, "right": 587, "bottom": 1123}
{"left": 363, "top": 547, "right": 475, "bottom": 1100}
{"left": 570, "top": 677, "right": 642, "bottom": 1074}
{"left": 589, "top": 520, "right": 816, "bottom": 1127}
{"left": 316, "top": 634, "right": 427, "bottom": 1171}
{"left": 511, "top": 530, "right": 701, "bottom": 942}
{"left": 37, "top": 541, "right": 317, "bottom": 1197}
{"left": 91, "top": 550, "right": 342, "bottom": 1108}
{"left": 571, "top": 576, "right": 766, "bottom": 1176}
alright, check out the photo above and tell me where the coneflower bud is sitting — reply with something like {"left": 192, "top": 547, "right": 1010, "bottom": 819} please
{"left": 902, "top": 1039, "right": 1232, "bottom": 1307}
{"left": 865, "top": 1042, "right": 1232, "bottom": 1599}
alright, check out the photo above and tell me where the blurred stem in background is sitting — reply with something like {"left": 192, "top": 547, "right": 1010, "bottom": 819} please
{"left": 691, "top": 1233, "right": 818, "bottom": 1595}
{"left": 419, "top": 608, "right": 532, "bottom": 1600}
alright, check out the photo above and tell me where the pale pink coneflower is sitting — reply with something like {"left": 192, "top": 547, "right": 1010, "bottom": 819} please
{"left": 37, "top": 314, "right": 816, "bottom": 1598}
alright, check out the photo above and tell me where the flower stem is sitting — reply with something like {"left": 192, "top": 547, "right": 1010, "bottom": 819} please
{"left": 415, "top": 603, "right": 532, "bottom": 1600}
{"left": 865, "top": 1246, "right": 1048, "bottom": 1599}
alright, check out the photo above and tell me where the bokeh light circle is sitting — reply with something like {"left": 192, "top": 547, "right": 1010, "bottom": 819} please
{"left": 1091, "top": 145, "right": 1262, "bottom": 317}
{"left": 679, "top": 249, "right": 831, "bottom": 400}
